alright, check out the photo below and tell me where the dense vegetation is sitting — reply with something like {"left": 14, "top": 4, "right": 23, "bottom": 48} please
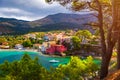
{"left": 0, "top": 32, "right": 45, "bottom": 48}
{"left": 0, "top": 54, "right": 99, "bottom": 80}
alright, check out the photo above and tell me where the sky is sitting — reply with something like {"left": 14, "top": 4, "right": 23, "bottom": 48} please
{"left": 0, "top": 0, "right": 90, "bottom": 21}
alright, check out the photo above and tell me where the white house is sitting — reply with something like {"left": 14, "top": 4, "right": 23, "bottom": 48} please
{"left": 15, "top": 44, "right": 23, "bottom": 50}
{"left": 40, "top": 45, "right": 46, "bottom": 53}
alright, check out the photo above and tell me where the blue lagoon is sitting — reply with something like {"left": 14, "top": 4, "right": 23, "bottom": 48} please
{"left": 0, "top": 50, "right": 70, "bottom": 69}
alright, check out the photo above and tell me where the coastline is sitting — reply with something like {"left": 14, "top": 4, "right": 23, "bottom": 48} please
{"left": 0, "top": 49, "right": 63, "bottom": 58}
{"left": 0, "top": 49, "right": 101, "bottom": 58}
{"left": 0, "top": 49, "right": 38, "bottom": 53}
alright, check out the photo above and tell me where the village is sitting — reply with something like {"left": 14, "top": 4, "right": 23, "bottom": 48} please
{"left": 0, "top": 30, "right": 101, "bottom": 57}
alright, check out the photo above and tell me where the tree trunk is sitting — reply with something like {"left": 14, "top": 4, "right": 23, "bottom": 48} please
{"left": 94, "top": 0, "right": 110, "bottom": 79}
{"left": 100, "top": 0, "right": 120, "bottom": 79}
{"left": 100, "top": 57, "right": 109, "bottom": 79}
{"left": 100, "top": 47, "right": 113, "bottom": 79}
{"left": 115, "top": 0, "right": 120, "bottom": 70}
{"left": 117, "top": 35, "right": 120, "bottom": 69}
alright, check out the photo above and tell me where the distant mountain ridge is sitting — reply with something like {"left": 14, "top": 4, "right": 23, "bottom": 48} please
{"left": 0, "top": 13, "right": 97, "bottom": 35}
{"left": 0, "top": 17, "right": 30, "bottom": 34}
{"left": 30, "top": 13, "right": 97, "bottom": 26}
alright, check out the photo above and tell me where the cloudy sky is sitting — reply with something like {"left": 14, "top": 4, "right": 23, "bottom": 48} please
{"left": 0, "top": 0, "right": 89, "bottom": 21}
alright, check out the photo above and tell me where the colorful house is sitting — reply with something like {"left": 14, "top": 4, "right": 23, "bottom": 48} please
{"left": 46, "top": 44, "right": 67, "bottom": 55}
{"left": 0, "top": 42, "right": 10, "bottom": 49}
{"left": 43, "top": 35, "right": 49, "bottom": 41}
{"left": 33, "top": 44, "right": 41, "bottom": 49}
{"left": 40, "top": 45, "right": 46, "bottom": 53}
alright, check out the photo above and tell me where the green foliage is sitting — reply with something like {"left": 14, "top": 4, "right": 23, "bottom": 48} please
{"left": 84, "top": 56, "right": 100, "bottom": 77}
{"left": 0, "top": 61, "right": 11, "bottom": 76}
{"left": 36, "top": 32, "right": 45, "bottom": 38}
{"left": 109, "top": 62, "right": 117, "bottom": 70}
{"left": 75, "top": 30, "right": 92, "bottom": 39}
{"left": 29, "top": 38, "right": 36, "bottom": 44}
{"left": 0, "top": 34, "right": 44, "bottom": 48}
{"left": 57, "top": 56, "right": 99, "bottom": 80}
{"left": 71, "top": 36, "right": 81, "bottom": 50}
{"left": 112, "top": 51, "right": 117, "bottom": 57}
{"left": 47, "top": 0, "right": 111, "bottom": 11}
{"left": 0, "top": 54, "right": 99, "bottom": 80}
{"left": 22, "top": 40, "right": 33, "bottom": 47}
{"left": 0, "top": 37, "right": 7, "bottom": 45}
{"left": 37, "top": 40, "right": 44, "bottom": 44}
{"left": 0, "top": 54, "right": 47, "bottom": 80}
{"left": 0, "top": 36, "right": 25, "bottom": 48}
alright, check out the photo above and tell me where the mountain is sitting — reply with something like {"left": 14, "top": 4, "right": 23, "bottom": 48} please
{"left": 0, "top": 13, "right": 97, "bottom": 35}
{"left": 0, "top": 17, "right": 31, "bottom": 35}
{"left": 29, "top": 13, "right": 97, "bottom": 32}
{"left": 30, "top": 13, "right": 96, "bottom": 25}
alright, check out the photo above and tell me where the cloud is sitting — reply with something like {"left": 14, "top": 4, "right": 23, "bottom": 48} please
{"left": 0, "top": 7, "right": 34, "bottom": 21}
{"left": 14, "top": 0, "right": 58, "bottom": 9}
{"left": 0, "top": 0, "right": 60, "bottom": 10}
{"left": 0, "top": 0, "right": 73, "bottom": 21}
{"left": 0, "top": 8, "right": 33, "bottom": 15}
{"left": 0, "top": 7, "right": 43, "bottom": 21}
{"left": 0, "top": 0, "right": 90, "bottom": 21}
{"left": 0, "top": 12, "right": 43, "bottom": 21}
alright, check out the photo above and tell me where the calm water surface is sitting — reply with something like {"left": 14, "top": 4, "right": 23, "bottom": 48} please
{"left": 0, "top": 50, "right": 101, "bottom": 69}
{"left": 0, "top": 50, "right": 70, "bottom": 69}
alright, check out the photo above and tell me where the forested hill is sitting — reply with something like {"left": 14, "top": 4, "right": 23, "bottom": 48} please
{"left": 29, "top": 13, "right": 97, "bottom": 32}
{"left": 0, "top": 17, "right": 30, "bottom": 35}
{"left": 0, "top": 13, "right": 97, "bottom": 35}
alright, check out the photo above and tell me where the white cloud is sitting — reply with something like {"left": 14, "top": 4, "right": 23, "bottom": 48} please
{"left": 0, "top": 0, "right": 92, "bottom": 21}
{"left": 14, "top": 0, "right": 58, "bottom": 9}
{"left": 0, "top": 0, "right": 72, "bottom": 21}
{"left": 0, "top": 12, "right": 43, "bottom": 21}
{"left": 0, "top": 8, "right": 33, "bottom": 15}
{"left": 0, "top": 8, "right": 44, "bottom": 21}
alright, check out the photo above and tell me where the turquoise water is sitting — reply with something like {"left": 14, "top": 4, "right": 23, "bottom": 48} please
{"left": 0, "top": 50, "right": 101, "bottom": 69}
{"left": 0, "top": 50, "right": 70, "bottom": 69}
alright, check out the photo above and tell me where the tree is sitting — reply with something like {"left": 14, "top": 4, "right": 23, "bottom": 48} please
{"left": 113, "top": 0, "right": 120, "bottom": 70}
{"left": 0, "top": 54, "right": 47, "bottom": 80}
{"left": 0, "top": 61, "right": 11, "bottom": 77}
{"left": 0, "top": 53, "right": 99, "bottom": 80}
{"left": 36, "top": 32, "right": 45, "bottom": 38}
{"left": 45, "top": 0, "right": 117, "bottom": 79}
{"left": 22, "top": 40, "right": 33, "bottom": 47}
{"left": 75, "top": 30, "right": 92, "bottom": 39}
{"left": 0, "top": 37, "right": 7, "bottom": 45}
{"left": 75, "top": 30, "right": 92, "bottom": 43}
{"left": 57, "top": 56, "right": 99, "bottom": 79}
{"left": 71, "top": 36, "right": 81, "bottom": 50}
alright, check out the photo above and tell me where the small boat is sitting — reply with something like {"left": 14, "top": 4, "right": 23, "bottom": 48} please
{"left": 49, "top": 59, "right": 59, "bottom": 63}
